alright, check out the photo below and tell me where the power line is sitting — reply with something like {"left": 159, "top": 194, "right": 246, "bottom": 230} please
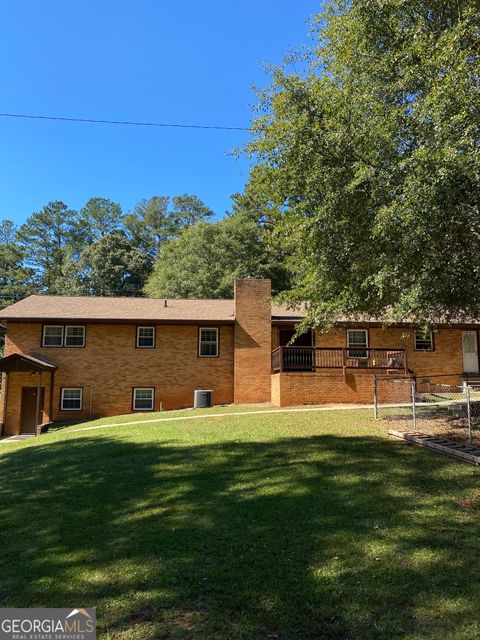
{"left": 0, "top": 112, "right": 252, "bottom": 132}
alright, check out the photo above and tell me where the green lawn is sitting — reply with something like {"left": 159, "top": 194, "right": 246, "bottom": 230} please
{"left": 49, "top": 403, "right": 340, "bottom": 430}
{"left": 1, "top": 408, "right": 479, "bottom": 639}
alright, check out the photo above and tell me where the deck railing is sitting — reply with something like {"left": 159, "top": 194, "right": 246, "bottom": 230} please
{"left": 271, "top": 346, "right": 407, "bottom": 373}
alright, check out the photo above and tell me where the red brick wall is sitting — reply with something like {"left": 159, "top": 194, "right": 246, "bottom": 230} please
{"left": 271, "top": 371, "right": 412, "bottom": 406}
{"left": 271, "top": 326, "right": 467, "bottom": 407}
{"left": 234, "top": 279, "right": 272, "bottom": 403}
{"left": 2, "top": 322, "right": 235, "bottom": 435}
{"left": 375, "top": 377, "right": 413, "bottom": 404}
{"left": 315, "top": 327, "right": 465, "bottom": 378}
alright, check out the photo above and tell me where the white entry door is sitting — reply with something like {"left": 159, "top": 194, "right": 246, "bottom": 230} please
{"left": 462, "top": 331, "right": 479, "bottom": 373}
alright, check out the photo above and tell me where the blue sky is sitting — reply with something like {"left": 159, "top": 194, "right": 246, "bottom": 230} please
{"left": 0, "top": 1, "right": 321, "bottom": 225}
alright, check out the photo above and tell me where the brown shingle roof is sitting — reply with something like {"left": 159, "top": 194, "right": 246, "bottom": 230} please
{"left": 0, "top": 295, "right": 306, "bottom": 323}
{"left": 0, "top": 353, "right": 57, "bottom": 372}
{"left": 1, "top": 295, "right": 477, "bottom": 326}
{"left": 0, "top": 295, "right": 237, "bottom": 322}
{"left": 271, "top": 303, "right": 307, "bottom": 320}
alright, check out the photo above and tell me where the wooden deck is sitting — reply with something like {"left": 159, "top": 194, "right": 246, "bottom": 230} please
{"left": 272, "top": 346, "right": 407, "bottom": 373}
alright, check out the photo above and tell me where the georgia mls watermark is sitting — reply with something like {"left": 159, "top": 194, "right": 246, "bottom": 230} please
{"left": 0, "top": 608, "right": 96, "bottom": 640}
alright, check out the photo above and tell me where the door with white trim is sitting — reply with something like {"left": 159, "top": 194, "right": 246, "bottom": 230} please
{"left": 462, "top": 331, "right": 479, "bottom": 373}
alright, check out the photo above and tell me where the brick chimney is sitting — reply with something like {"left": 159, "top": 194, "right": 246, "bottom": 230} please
{"left": 234, "top": 278, "right": 272, "bottom": 403}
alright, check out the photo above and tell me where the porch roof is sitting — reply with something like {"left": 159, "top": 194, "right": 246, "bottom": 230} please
{"left": 0, "top": 353, "right": 57, "bottom": 373}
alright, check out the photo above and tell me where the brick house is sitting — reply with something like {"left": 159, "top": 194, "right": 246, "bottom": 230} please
{"left": 0, "top": 278, "right": 478, "bottom": 436}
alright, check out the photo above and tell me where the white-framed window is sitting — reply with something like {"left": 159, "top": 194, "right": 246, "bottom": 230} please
{"left": 347, "top": 329, "right": 368, "bottom": 358}
{"left": 414, "top": 330, "right": 434, "bottom": 351}
{"left": 60, "top": 388, "right": 83, "bottom": 411}
{"left": 64, "top": 325, "right": 86, "bottom": 347}
{"left": 137, "top": 326, "right": 155, "bottom": 348}
{"left": 133, "top": 387, "right": 154, "bottom": 411}
{"left": 199, "top": 328, "right": 219, "bottom": 357}
{"left": 43, "top": 325, "right": 64, "bottom": 347}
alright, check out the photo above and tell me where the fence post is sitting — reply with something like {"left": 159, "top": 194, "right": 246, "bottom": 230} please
{"left": 411, "top": 379, "right": 417, "bottom": 431}
{"left": 373, "top": 376, "right": 378, "bottom": 419}
{"left": 466, "top": 384, "right": 472, "bottom": 445}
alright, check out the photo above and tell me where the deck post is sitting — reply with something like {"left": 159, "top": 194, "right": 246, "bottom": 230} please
{"left": 35, "top": 371, "right": 42, "bottom": 436}
{"left": 279, "top": 346, "right": 284, "bottom": 373}
{"left": 373, "top": 376, "right": 378, "bottom": 419}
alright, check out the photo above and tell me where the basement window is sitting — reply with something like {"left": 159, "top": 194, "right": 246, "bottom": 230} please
{"left": 137, "top": 326, "right": 155, "bottom": 348}
{"left": 414, "top": 330, "right": 434, "bottom": 351}
{"left": 43, "top": 325, "right": 64, "bottom": 347}
{"left": 199, "top": 328, "right": 219, "bottom": 357}
{"left": 61, "top": 388, "right": 83, "bottom": 411}
{"left": 133, "top": 388, "right": 154, "bottom": 411}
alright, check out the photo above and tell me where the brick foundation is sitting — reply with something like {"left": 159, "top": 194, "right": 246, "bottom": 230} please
{"left": 271, "top": 371, "right": 413, "bottom": 406}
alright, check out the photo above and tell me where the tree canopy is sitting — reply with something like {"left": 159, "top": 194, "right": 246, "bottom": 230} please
{"left": 16, "top": 201, "right": 79, "bottom": 294}
{"left": 79, "top": 230, "right": 152, "bottom": 296}
{"left": 2, "top": 2, "right": 478, "bottom": 315}
{"left": 1, "top": 192, "right": 214, "bottom": 298}
{"left": 144, "top": 212, "right": 290, "bottom": 299}
{"left": 0, "top": 221, "right": 34, "bottom": 307}
{"left": 123, "top": 194, "right": 213, "bottom": 259}
{"left": 244, "top": 0, "right": 480, "bottom": 326}
{"left": 78, "top": 197, "right": 124, "bottom": 242}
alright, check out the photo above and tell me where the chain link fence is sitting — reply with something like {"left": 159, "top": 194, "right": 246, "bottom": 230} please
{"left": 374, "top": 376, "right": 480, "bottom": 445}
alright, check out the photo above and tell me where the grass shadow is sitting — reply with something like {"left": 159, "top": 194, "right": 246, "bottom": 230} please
{"left": 0, "top": 432, "right": 479, "bottom": 639}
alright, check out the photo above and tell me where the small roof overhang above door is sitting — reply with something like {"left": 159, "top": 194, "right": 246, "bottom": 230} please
{"left": 0, "top": 353, "right": 58, "bottom": 373}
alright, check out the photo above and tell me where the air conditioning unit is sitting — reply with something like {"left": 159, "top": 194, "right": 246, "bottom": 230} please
{"left": 194, "top": 389, "right": 213, "bottom": 409}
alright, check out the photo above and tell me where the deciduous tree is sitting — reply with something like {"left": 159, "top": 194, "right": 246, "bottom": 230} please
{"left": 144, "top": 213, "right": 289, "bottom": 299}
{"left": 245, "top": 0, "right": 480, "bottom": 326}
{"left": 79, "top": 230, "right": 152, "bottom": 296}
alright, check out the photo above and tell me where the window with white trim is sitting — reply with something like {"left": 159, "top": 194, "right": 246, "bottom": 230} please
{"left": 199, "top": 328, "right": 219, "bottom": 357}
{"left": 133, "top": 387, "right": 154, "bottom": 411}
{"left": 137, "top": 326, "right": 155, "bottom": 348}
{"left": 43, "top": 325, "right": 64, "bottom": 347}
{"left": 61, "top": 388, "right": 83, "bottom": 411}
{"left": 414, "top": 330, "right": 434, "bottom": 351}
{"left": 64, "top": 325, "right": 85, "bottom": 347}
{"left": 347, "top": 329, "right": 368, "bottom": 358}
